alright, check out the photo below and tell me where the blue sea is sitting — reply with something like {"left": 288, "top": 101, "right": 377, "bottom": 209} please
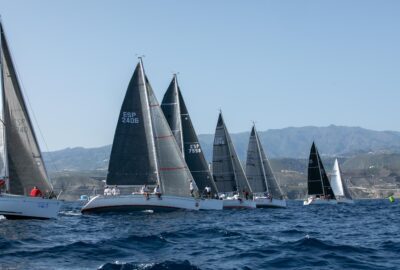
{"left": 0, "top": 200, "right": 399, "bottom": 270}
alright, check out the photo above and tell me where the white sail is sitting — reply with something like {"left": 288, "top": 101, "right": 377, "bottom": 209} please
{"left": 330, "top": 159, "right": 344, "bottom": 197}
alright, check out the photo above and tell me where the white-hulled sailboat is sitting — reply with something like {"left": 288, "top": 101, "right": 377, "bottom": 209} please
{"left": 81, "top": 60, "right": 199, "bottom": 213}
{"left": 246, "top": 125, "right": 286, "bottom": 208}
{"left": 161, "top": 75, "right": 222, "bottom": 210}
{"left": 0, "top": 21, "right": 62, "bottom": 219}
{"left": 303, "top": 142, "right": 337, "bottom": 205}
{"left": 212, "top": 112, "right": 256, "bottom": 209}
{"left": 330, "top": 159, "right": 354, "bottom": 204}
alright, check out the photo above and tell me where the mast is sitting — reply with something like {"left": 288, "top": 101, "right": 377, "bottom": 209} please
{"left": 173, "top": 74, "right": 184, "bottom": 158}
{"left": 0, "top": 20, "right": 9, "bottom": 191}
{"left": 253, "top": 125, "right": 269, "bottom": 194}
{"left": 314, "top": 144, "right": 326, "bottom": 197}
{"left": 139, "top": 58, "right": 160, "bottom": 188}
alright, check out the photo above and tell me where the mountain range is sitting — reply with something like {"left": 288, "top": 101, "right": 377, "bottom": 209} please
{"left": 43, "top": 125, "right": 400, "bottom": 172}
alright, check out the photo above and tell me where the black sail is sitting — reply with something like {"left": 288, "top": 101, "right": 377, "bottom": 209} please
{"left": 106, "top": 63, "right": 158, "bottom": 186}
{"left": 177, "top": 85, "right": 218, "bottom": 195}
{"left": 0, "top": 22, "right": 52, "bottom": 195}
{"left": 212, "top": 113, "right": 251, "bottom": 195}
{"left": 160, "top": 75, "right": 184, "bottom": 153}
{"left": 307, "top": 142, "right": 335, "bottom": 198}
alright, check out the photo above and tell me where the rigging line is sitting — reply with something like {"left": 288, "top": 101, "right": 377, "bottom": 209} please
{"left": 6, "top": 38, "right": 60, "bottom": 175}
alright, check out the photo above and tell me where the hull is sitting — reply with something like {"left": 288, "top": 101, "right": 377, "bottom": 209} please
{"left": 303, "top": 197, "right": 338, "bottom": 205}
{"left": 254, "top": 197, "right": 287, "bottom": 208}
{"left": 222, "top": 198, "right": 256, "bottom": 209}
{"left": 0, "top": 194, "right": 62, "bottom": 219}
{"left": 198, "top": 198, "right": 223, "bottom": 210}
{"left": 81, "top": 194, "right": 200, "bottom": 213}
{"left": 337, "top": 198, "right": 354, "bottom": 204}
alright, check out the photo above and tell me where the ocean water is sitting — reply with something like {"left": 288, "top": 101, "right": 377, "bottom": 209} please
{"left": 0, "top": 200, "right": 399, "bottom": 270}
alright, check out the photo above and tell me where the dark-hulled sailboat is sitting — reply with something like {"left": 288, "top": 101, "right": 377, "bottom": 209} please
{"left": 0, "top": 21, "right": 62, "bottom": 219}
{"left": 81, "top": 60, "right": 199, "bottom": 213}
{"left": 245, "top": 125, "right": 286, "bottom": 208}
{"left": 304, "top": 142, "right": 337, "bottom": 205}
{"left": 161, "top": 75, "right": 222, "bottom": 210}
{"left": 212, "top": 112, "right": 256, "bottom": 209}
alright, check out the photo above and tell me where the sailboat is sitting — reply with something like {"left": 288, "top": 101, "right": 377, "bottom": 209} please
{"left": 161, "top": 75, "right": 222, "bottom": 210}
{"left": 304, "top": 142, "right": 337, "bottom": 205}
{"left": 246, "top": 125, "right": 286, "bottom": 208}
{"left": 0, "top": 21, "right": 62, "bottom": 219}
{"left": 212, "top": 112, "right": 256, "bottom": 209}
{"left": 81, "top": 60, "right": 199, "bottom": 213}
{"left": 330, "top": 159, "right": 354, "bottom": 204}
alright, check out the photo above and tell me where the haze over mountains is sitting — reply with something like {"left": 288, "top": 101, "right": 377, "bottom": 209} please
{"left": 43, "top": 125, "right": 400, "bottom": 172}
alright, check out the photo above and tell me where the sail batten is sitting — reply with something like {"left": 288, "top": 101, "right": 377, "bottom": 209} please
{"left": 0, "top": 22, "right": 52, "bottom": 195}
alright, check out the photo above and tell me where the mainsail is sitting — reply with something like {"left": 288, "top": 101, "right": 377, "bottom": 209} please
{"left": 331, "top": 159, "right": 352, "bottom": 199}
{"left": 212, "top": 113, "right": 251, "bottom": 195}
{"left": 246, "top": 125, "right": 283, "bottom": 198}
{"left": 146, "top": 76, "right": 195, "bottom": 197}
{"left": 107, "top": 60, "right": 195, "bottom": 197}
{"left": 160, "top": 75, "right": 183, "bottom": 153}
{"left": 161, "top": 76, "right": 218, "bottom": 195}
{"left": 106, "top": 63, "right": 158, "bottom": 186}
{"left": 0, "top": 22, "right": 52, "bottom": 195}
{"left": 307, "top": 142, "right": 335, "bottom": 199}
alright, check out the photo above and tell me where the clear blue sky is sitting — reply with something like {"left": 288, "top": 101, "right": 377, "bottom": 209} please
{"left": 0, "top": 0, "right": 399, "bottom": 151}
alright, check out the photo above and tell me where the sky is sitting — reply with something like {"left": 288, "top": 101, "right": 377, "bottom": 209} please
{"left": 0, "top": 0, "right": 399, "bottom": 151}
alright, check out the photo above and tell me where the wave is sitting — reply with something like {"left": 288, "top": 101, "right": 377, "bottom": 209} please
{"left": 98, "top": 260, "right": 201, "bottom": 270}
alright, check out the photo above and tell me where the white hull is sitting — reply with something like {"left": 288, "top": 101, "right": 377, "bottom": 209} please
{"left": 254, "top": 197, "right": 287, "bottom": 208}
{"left": 337, "top": 198, "right": 354, "bottom": 204}
{"left": 0, "top": 194, "right": 62, "bottom": 219}
{"left": 198, "top": 198, "right": 223, "bottom": 210}
{"left": 303, "top": 197, "right": 338, "bottom": 205}
{"left": 81, "top": 194, "right": 200, "bottom": 213}
{"left": 222, "top": 198, "right": 256, "bottom": 209}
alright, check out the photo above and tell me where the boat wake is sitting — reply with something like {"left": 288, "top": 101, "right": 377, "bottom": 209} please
{"left": 99, "top": 260, "right": 201, "bottom": 270}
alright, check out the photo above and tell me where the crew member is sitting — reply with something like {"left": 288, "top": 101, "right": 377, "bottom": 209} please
{"left": 189, "top": 180, "right": 194, "bottom": 197}
{"left": 30, "top": 186, "right": 42, "bottom": 197}
{"left": 154, "top": 185, "right": 162, "bottom": 199}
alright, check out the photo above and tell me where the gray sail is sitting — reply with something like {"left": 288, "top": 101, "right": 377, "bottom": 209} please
{"left": 246, "top": 127, "right": 267, "bottom": 193}
{"left": 106, "top": 62, "right": 158, "bottom": 186}
{"left": 0, "top": 22, "right": 52, "bottom": 195}
{"left": 160, "top": 75, "right": 184, "bottom": 153}
{"left": 161, "top": 76, "right": 218, "bottom": 195}
{"left": 246, "top": 126, "right": 283, "bottom": 198}
{"left": 146, "top": 77, "right": 195, "bottom": 197}
{"left": 212, "top": 113, "right": 251, "bottom": 195}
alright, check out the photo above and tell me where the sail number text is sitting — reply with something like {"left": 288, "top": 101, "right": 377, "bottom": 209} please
{"left": 188, "top": 143, "right": 201, "bottom": 154}
{"left": 121, "top": 112, "right": 139, "bottom": 124}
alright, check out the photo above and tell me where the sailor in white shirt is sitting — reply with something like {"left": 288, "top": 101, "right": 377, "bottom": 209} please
{"left": 104, "top": 186, "right": 112, "bottom": 196}
{"left": 189, "top": 180, "right": 194, "bottom": 197}
{"left": 112, "top": 186, "right": 120, "bottom": 196}
{"left": 204, "top": 186, "right": 211, "bottom": 198}
{"left": 154, "top": 184, "right": 162, "bottom": 199}
{"left": 141, "top": 184, "right": 150, "bottom": 199}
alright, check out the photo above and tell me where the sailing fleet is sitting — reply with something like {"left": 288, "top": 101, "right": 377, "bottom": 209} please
{"left": 0, "top": 21, "right": 355, "bottom": 219}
